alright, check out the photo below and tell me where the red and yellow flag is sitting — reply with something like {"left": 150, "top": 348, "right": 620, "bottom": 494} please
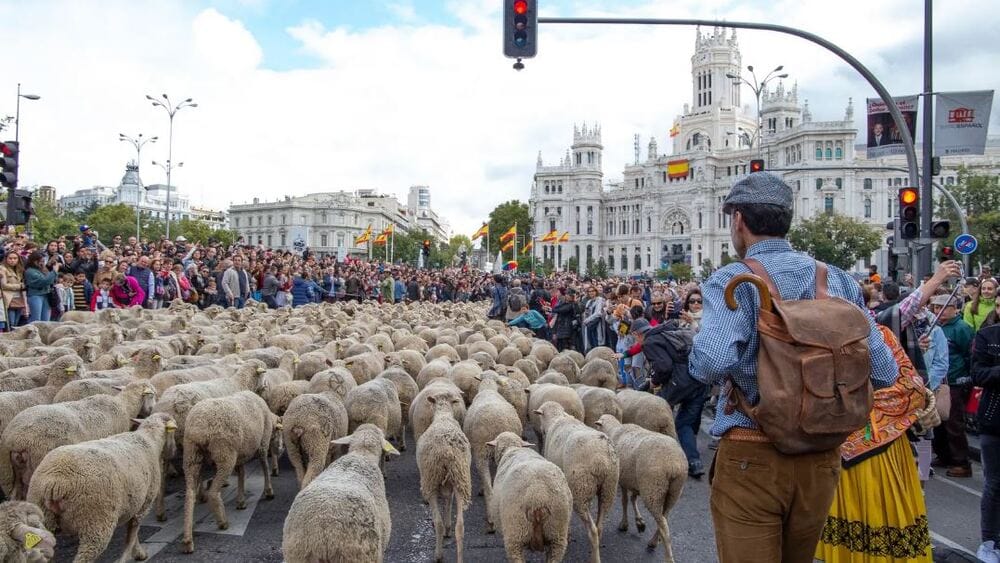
{"left": 540, "top": 230, "right": 559, "bottom": 243}
{"left": 381, "top": 224, "right": 394, "bottom": 236}
{"left": 667, "top": 159, "right": 690, "bottom": 179}
{"left": 558, "top": 232, "right": 570, "bottom": 243}
{"left": 373, "top": 233, "right": 388, "bottom": 245}
{"left": 354, "top": 225, "right": 373, "bottom": 245}
{"left": 500, "top": 239, "right": 515, "bottom": 253}
{"left": 472, "top": 223, "right": 489, "bottom": 240}
{"left": 669, "top": 122, "right": 680, "bottom": 138}
{"left": 521, "top": 240, "right": 534, "bottom": 254}
{"left": 499, "top": 225, "right": 517, "bottom": 243}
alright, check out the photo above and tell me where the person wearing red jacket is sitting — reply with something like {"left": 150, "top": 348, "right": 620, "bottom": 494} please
{"left": 109, "top": 273, "right": 145, "bottom": 308}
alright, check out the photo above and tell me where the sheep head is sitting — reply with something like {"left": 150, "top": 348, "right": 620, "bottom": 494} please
{"left": 122, "top": 381, "right": 158, "bottom": 418}
{"left": 534, "top": 401, "right": 569, "bottom": 429}
{"left": 269, "top": 415, "right": 284, "bottom": 459}
{"left": 4, "top": 501, "right": 55, "bottom": 562}
{"left": 486, "top": 431, "right": 534, "bottom": 463}
{"left": 332, "top": 424, "right": 398, "bottom": 465}
{"left": 593, "top": 414, "right": 622, "bottom": 434}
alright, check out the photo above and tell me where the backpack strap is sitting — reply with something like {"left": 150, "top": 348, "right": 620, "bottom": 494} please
{"left": 741, "top": 258, "right": 780, "bottom": 304}
{"left": 815, "top": 261, "right": 830, "bottom": 299}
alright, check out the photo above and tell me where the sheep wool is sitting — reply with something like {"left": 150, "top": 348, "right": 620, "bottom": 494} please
{"left": 344, "top": 379, "right": 402, "bottom": 448}
{"left": 487, "top": 431, "right": 572, "bottom": 563}
{"left": 416, "top": 391, "right": 472, "bottom": 563}
{"left": 536, "top": 401, "right": 620, "bottom": 563}
{"left": 573, "top": 385, "right": 624, "bottom": 428}
{"left": 616, "top": 389, "right": 677, "bottom": 438}
{"left": 526, "top": 383, "right": 585, "bottom": 449}
{"left": 282, "top": 389, "right": 350, "bottom": 489}
{"left": 282, "top": 424, "right": 398, "bottom": 563}
{"left": 26, "top": 413, "right": 177, "bottom": 563}
{"left": 410, "top": 379, "right": 466, "bottom": 444}
{"left": 0, "top": 380, "right": 156, "bottom": 501}
{"left": 181, "top": 391, "right": 281, "bottom": 554}
{"left": 0, "top": 500, "right": 56, "bottom": 563}
{"left": 595, "top": 415, "right": 687, "bottom": 562}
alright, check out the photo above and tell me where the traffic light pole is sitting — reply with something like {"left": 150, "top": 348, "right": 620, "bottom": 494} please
{"left": 919, "top": 0, "right": 935, "bottom": 281}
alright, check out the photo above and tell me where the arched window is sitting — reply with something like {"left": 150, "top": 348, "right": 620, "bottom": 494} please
{"left": 815, "top": 142, "right": 823, "bottom": 160}
{"left": 835, "top": 144, "right": 843, "bottom": 159}
{"left": 863, "top": 178, "right": 873, "bottom": 190}
{"left": 864, "top": 198, "right": 872, "bottom": 218}
{"left": 946, "top": 176, "right": 955, "bottom": 185}
{"left": 634, "top": 253, "right": 641, "bottom": 270}
{"left": 825, "top": 148, "right": 833, "bottom": 159}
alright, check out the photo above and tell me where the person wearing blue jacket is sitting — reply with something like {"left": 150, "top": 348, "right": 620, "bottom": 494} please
{"left": 290, "top": 272, "right": 313, "bottom": 308}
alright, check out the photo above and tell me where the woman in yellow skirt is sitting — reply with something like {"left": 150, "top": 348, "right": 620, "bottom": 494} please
{"left": 815, "top": 325, "right": 933, "bottom": 563}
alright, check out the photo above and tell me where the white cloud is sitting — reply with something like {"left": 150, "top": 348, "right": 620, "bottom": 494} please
{"left": 2, "top": 0, "right": 997, "bottom": 238}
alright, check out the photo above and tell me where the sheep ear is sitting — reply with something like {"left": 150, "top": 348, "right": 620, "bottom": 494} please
{"left": 426, "top": 395, "right": 437, "bottom": 405}
{"left": 111, "top": 385, "right": 125, "bottom": 392}
{"left": 382, "top": 440, "right": 400, "bottom": 457}
{"left": 520, "top": 439, "right": 534, "bottom": 447}
{"left": 533, "top": 408, "right": 543, "bottom": 415}
{"left": 485, "top": 439, "right": 497, "bottom": 448}
{"left": 331, "top": 436, "right": 352, "bottom": 446}
{"left": 131, "top": 418, "right": 144, "bottom": 426}
{"left": 325, "top": 359, "right": 333, "bottom": 367}
{"left": 473, "top": 374, "right": 482, "bottom": 381}
{"left": 593, "top": 420, "right": 603, "bottom": 428}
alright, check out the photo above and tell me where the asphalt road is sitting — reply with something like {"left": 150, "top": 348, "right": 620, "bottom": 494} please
{"left": 47, "top": 420, "right": 987, "bottom": 563}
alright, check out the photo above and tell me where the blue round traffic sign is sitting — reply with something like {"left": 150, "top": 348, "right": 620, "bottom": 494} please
{"left": 954, "top": 234, "right": 978, "bottom": 255}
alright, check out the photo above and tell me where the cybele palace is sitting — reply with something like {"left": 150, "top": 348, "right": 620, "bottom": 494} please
{"left": 529, "top": 27, "right": 1000, "bottom": 277}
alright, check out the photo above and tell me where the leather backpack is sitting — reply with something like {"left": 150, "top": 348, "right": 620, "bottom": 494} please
{"left": 724, "top": 258, "right": 874, "bottom": 454}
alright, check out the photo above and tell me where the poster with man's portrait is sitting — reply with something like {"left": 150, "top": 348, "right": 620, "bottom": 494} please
{"left": 866, "top": 96, "right": 918, "bottom": 159}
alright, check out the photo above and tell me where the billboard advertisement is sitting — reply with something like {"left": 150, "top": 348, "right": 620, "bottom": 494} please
{"left": 866, "top": 96, "right": 918, "bottom": 159}
{"left": 934, "top": 90, "right": 994, "bottom": 156}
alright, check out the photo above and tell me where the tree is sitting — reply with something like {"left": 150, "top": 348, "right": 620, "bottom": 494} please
{"left": 588, "top": 257, "right": 609, "bottom": 279}
{"left": 669, "top": 262, "right": 693, "bottom": 282}
{"left": 85, "top": 204, "right": 138, "bottom": 244}
{"left": 788, "top": 212, "right": 881, "bottom": 271}
{"left": 487, "top": 200, "right": 531, "bottom": 255}
{"left": 938, "top": 168, "right": 1000, "bottom": 268}
{"left": 438, "top": 235, "right": 472, "bottom": 267}
{"left": 700, "top": 258, "right": 715, "bottom": 278}
{"left": 565, "top": 256, "right": 579, "bottom": 274}
{"left": 30, "top": 199, "right": 78, "bottom": 242}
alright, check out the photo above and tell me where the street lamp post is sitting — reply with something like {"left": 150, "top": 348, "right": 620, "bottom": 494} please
{"left": 146, "top": 94, "right": 196, "bottom": 239}
{"left": 119, "top": 133, "right": 158, "bottom": 239}
{"left": 151, "top": 160, "right": 183, "bottom": 234}
{"left": 726, "top": 65, "right": 788, "bottom": 159}
{"left": 9, "top": 84, "right": 41, "bottom": 235}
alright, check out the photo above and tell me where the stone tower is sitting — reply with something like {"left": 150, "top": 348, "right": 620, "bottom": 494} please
{"left": 690, "top": 26, "right": 742, "bottom": 112}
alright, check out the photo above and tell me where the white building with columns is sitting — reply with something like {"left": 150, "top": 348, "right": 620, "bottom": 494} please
{"left": 530, "top": 27, "right": 1000, "bottom": 277}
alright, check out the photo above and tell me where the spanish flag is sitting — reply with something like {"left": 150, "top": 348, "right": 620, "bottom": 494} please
{"left": 500, "top": 239, "right": 515, "bottom": 253}
{"left": 373, "top": 233, "right": 388, "bottom": 245}
{"left": 381, "top": 224, "right": 394, "bottom": 236}
{"left": 558, "top": 232, "right": 570, "bottom": 243}
{"left": 521, "top": 240, "right": 534, "bottom": 254}
{"left": 667, "top": 159, "right": 690, "bottom": 179}
{"left": 540, "top": 230, "right": 559, "bottom": 243}
{"left": 669, "top": 122, "right": 680, "bottom": 138}
{"left": 472, "top": 223, "right": 489, "bottom": 241}
{"left": 499, "top": 225, "right": 517, "bottom": 244}
{"left": 354, "top": 225, "right": 372, "bottom": 245}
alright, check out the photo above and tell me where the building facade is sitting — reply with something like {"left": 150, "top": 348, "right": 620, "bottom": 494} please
{"left": 530, "top": 27, "right": 1000, "bottom": 277}
{"left": 58, "top": 161, "right": 199, "bottom": 223}
{"left": 228, "top": 187, "right": 450, "bottom": 255}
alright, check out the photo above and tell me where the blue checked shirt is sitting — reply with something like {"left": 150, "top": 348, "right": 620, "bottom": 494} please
{"left": 689, "top": 239, "right": 899, "bottom": 437}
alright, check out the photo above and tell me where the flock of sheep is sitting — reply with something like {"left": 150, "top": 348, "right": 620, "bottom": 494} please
{"left": 0, "top": 299, "right": 690, "bottom": 563}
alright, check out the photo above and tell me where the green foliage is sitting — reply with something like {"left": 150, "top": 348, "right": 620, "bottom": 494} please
{"left": 85, "top": 204, "right": 138, "bottom": 242}
{"left": 720, "top": 253, "right": 737, "bottom": 266}
{"left": 565, "top": 256, "right": 579, "bottom": 274}
{"left": 788, "top": 212, "right": 882, "bottom": 271}
{"left": 487, "top": 200, "right": 531, "bottom": 253}
{"left": 938, "top": 168, "right": 1000, "bottom": 268}
{"left": 654, "top": 267, "right": 671, "bottom": 280}
{"left": 700, "top": 258, "right": 715, "bottom": 277}
{"left": 587, "top": 257, "right": 609, "bottom": 279}
{"left": 30, "top": 199, "right": 79, "bottom": 242}
{"left": 669, "top": 262, "right": 693, "bottom": 282}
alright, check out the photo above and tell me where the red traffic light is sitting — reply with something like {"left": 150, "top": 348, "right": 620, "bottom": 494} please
{"left": 941, "top": 246, "right": 954, "bottom": 257}
{"left": 513, "top": 0, "right": 528, "bottom": 14}
{"left": 749, "top": 159, "right": 764, "bottom": 173}
{"left": 0, "top": 142, "right": 17, "bottom": 158}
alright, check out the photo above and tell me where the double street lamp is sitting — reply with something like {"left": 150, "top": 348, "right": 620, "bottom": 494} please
{"left": 119, "top": 133, "right": 157, "bottom": 239}
{"left": 6, "top": 84, "right": 41, "bottom": 235}
{"left": 726, "top": 65, "right": 788, "bottom": 159}
{"left": 146, "top": 94, "right": 196, "bottom": 239}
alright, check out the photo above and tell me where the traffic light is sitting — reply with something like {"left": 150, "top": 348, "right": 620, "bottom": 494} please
{"left": 749, "top": 159, "right": 764, "bottom": 173}
{"left": 931, "top": 156, "right": 941, "bottom": 176}
{"left": 503, "top": 0, "right": 537, "bottom": 60}
{"left": 422, "top": 240, "right": 431, "bottom": 257}
{"left": 898, "top": 188, "right": 919, "bottom": 239}
{"left": 940, "top": 245, "right": 954, "bottom": 261}
{"left": 0, "top": 141, "right": 19, "bottom": 189}
{"left": 930, "top": 220, "right": 951, "bottom": 239}
{"left": 10, "top": 189, "right": 32, "bottom": 226}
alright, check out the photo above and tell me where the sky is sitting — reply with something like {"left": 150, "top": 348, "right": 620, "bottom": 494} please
{"left": 2, "top": 0, "right": 999, "bottom": 236}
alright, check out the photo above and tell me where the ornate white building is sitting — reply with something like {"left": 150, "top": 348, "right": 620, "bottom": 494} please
{"left": 531, "top": 27, "right": 1000, "bottom": 276}
{"left": 58, "top": 161, "right": 201, "bottom": 224}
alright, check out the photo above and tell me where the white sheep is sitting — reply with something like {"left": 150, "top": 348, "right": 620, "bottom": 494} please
{"left": 181, "top": 391, "right": 282, "bottom": 554}
{"left": 0, "top": 380, "right": 156, "bottom": 500}
{"left": 264, "top": 380, "right": 311, "bottom": 416}
{"left": 535, "top": 401, "right": 620, "bottom": 563}
{"left": 535, "top": 371, "right": 571, "bottom": 386}
{"left": 377, "top": 368, "right": 419, "bottom": 451}
{"left": 410, "top": 378, "right": 466, "bottom": 444}
{"left": 617, "top": 389, "right": 677, "bottom": 438}
{"left": 594, "top": 414, "right": 687, "bottom": 562}
{"left": 416, "top": 390, "right": 472, "bottom": 563}
{"left": 579, "top": 358, "right": 619, "bottom": 390}
{"left": 26, "top": 413, "right": 177, "bottom": 563}
{"left": 547, "top": 354, "right": 581, "bottom": 384}
{"left": 462, "top": 373, "right": 522, "bottom": 533}
{"left": 307, "top": 367, "right": 357, "bottom": 399}
{"left": 281, "top": 424, "right": 399, "bottom": 563}
{"left": 0, "top": 354, "right": 85, "bottom": 392}
{"left": 415, "top": 358, "right": 452, "bottom": 389}
{"left": 487, "top": 431, "right": 572, "bottom": 563}
{"left": 344, "top": 378, "right": 402, "bottom": 447}
{"left": 0, "top": 500, "right": 56, "bottom": 562}
{"left": 0, "top": 356, "right": 81, "bottom": 436}
{"left": 526, "top": 383, "right": 585, "bottom": 449}
{"left": 282, "top": 389, "right": 350, "bottom": 489}
{"left": 573, "top": 385, "right": 624, "bottom": 428}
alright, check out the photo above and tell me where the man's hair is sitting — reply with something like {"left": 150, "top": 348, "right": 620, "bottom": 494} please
{"left": 882, "top": 281, "right": 900, "bottom": 301}
{"left": 730, "top": 203, "right": 793, "bottom": 237}
{"left": 870, "top": 264, "right": 878, "bottom": 272}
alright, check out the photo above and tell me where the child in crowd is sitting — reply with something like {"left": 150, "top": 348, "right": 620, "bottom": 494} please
{"left": 71, "top": 270, "right": 93, "bottom": 312}
{"left": 201, "top": 278, "right": 218, "bottom": 309}
{"left": 90, "top": 277, "right": 115, "bottom": 311}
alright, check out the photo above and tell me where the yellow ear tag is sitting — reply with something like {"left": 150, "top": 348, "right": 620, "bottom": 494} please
{"left": 24, "top": 531, "right": 42, "bottom": 550}
{"left": 382, "top": 442, "right": 394, "bottom": 453}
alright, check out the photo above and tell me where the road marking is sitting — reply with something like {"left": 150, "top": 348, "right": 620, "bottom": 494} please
{"left": 931, "top": 531, "right": 978, "bottom": 558}
{"left": 931, "top": 474, "right": 983, "bottom": 498}
{"left": 139, "top": 463, "right": 268, "bottom": 559}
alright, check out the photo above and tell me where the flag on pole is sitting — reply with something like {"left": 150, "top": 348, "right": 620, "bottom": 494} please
{"left": 558, "top": 232, "right": 570, "bottom": 243}
{"left": 669, "top": 122, "right": 680, "bottom": 138}
{"left": 667, "top": 159, "right": 690, "bottom": 179}
{"left": 499, "top": 225, "right": 517, "bottom": 244}
{"left": 373, "top": 233, "right": 388, "bottom": 245}
{"left": 521, "top": 240, "right": 534, "bottom": 254}
{"left": 354, "top": 225, "right": 372, "bottom": 245}
{"left": 381, "top": 224, "right": 394, "bottom": 236}
{"left": 500, "top": 239, "right": 515, "bottom": 253}
{"left": 540, "top": 230, "right": 559, "bottom": 243}
{"left": 472, "top": 223, "right": 489, "bottom": 240}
